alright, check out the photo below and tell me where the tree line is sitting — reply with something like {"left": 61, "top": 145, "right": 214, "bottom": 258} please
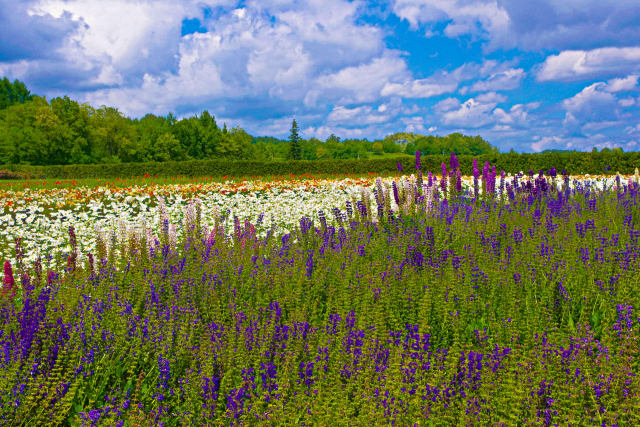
{"left": 1, "top": 77, "right": 499, "bottom": 166}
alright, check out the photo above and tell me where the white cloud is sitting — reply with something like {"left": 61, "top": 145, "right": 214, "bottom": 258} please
{"left": 563, "top": 83, "right": 616, "bottom": 111}
{"left": 557, "top": 80, "right": 640, "bottom": 136}
{"left": 440, "top": 97, "right": 497, "bottom": 128}
{"left": 537, "top": 47, "right": 640, "bottom": 82}
{"left": 31, "top": 0, "right": 198, "bottom": 79}
{"left": 434, "top": 94, "right": 538, "bottom": 131}
{"left": 475, "top": 92, "right": 507, "bottom": 103}
{"left": 499, "top": 1, "right": 640, "bottom": 51}
{"left": 562, "top": 83, "right": 618, "bottom": 121}
{"left": 327, "top": 105, "right": 390, "bottom": 125}
{"left": 605, "top": 75, "right": 638, "bottom": 93}
{"left": 393, "top": 1, "right": 640, "bottom": 53}
{"left": 530, "top": 135, "right": 565, "bottom": 152}
{"left": 493, "top": 103, "right": 537, "bottom": 128}
{"left": 304, "top": 125, "right": 374, "bottom": 140}
{"left": 22, "top": 0, "right": 397, "bottom": 117}
{"left": 468, "top": 68, "right": 524, "bottom": 92}
{"left": 434, "top": 97, "right": 461, "bottom": 113}
{"left": 392, "top": 0, "right": 511, "bottom": 47}
{"left": 381, "top": 78, "right": 456, "bottom": 98}
{"left": 312, "top": 53, "right": 408, "bottom": 104}
{"left": 619, "top": 97, "right": 636, "bottom": 107}
{"left": 400, "top": 116, "right": 426, "bottom": 133}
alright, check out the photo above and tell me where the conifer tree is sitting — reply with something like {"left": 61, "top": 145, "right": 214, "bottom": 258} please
{"left": 287, "top": 119, "right": 302, "bottom": 160}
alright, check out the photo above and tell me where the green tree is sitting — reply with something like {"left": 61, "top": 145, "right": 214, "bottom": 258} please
{"left": 372, "top": 141, "right": 384, "bottom": 155}
{"left": 0, "top": 77, "right": 33, "bottom": 110}
{"left": 135, "top": 113, "right": 173, "bottom": 161}
{"left": 50, "top": 96, "right": 93, "bottom": 164}
{"left": 89, "top": 106, "right": 137, "bottom": 163}
{"left": 287, "top": 119, "right": 302, "bottom": 160}
{"left": 0, "top": 97, "right": 53, "bottom": 164}
{"left": 381, "top": 139, "right": 401, "bottom": 153}
{"left": 199, "top": 110, "right": 221, "bottom": 158}
{"left": 152, "top": 133, "right": 187, "bottom": 162}
{"left": 217, "top": 127, "right": 253, "bottom": 160}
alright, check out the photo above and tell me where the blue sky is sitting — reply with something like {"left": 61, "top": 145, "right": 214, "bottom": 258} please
{"left": 1, "top": 0, "right": 640, "bottom": 152}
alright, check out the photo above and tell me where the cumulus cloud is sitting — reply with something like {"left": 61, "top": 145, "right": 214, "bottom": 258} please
{"left": 559, "top": 78, "right": 639, "bottom": 136}
{"left": 311, "top": 53, "right": 408, "bottom": 105}
{"left": 17, "top": 0, "right": 395, "bottom": 117}
{"left": 605, "top": 75, "right": 639, "bottom": 93}
{"left": 381, "top": 78, "right": 456, "bottom": 98}
{"left": 493, "top": 102, "right": 539, "bottom": 129}
{"left": 392, "top": 0, "right": 511, "bottom": 47}
{"left": 393, "top": 0, "right": 640, "bottom": 52}
{"left": 498, "top": 0, "right": 640, "bottom": 51}
{"left": 28, "top": 0, "right": 204, "bottom": 87}
{"left": 537, "top": 47, "right": 640, "bottom": 82}
{"left": 433, "top": 93, "right": 539, "bottom": 131}
{"left": 440, "top": 97, "right": 498, "bottom": 128}
{"left": 563, "top": 83, "right": 617, "bottom": 118}
{"left": 303, "top": 124, "right": 377, "bottom": 141}
{"left": 0, "top": 0, "right": 79, "bottom": 62}
{"left": 327, "top": 105, "right": 390, "bottom": 125}
{"left": 467, "top": 68, "right": 525, "bottom": 92}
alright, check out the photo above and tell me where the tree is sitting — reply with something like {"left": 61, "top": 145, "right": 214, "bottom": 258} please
{"left": 153, "top": 133, "right": 186, "bottom": 162}
{"left": 372, "top": 141, "right": 384, "bottom": 155}
{"left": 287, "top": 119, "right": 302, "bottom": 160}
{"left": 0, "top": 77, "right": 34, "bottom": 110}
{"left": 50, "top": 96, "right": 93, "bottom": 164}
{"left": 217, "top": 127, "right": 253, "bottom": 160}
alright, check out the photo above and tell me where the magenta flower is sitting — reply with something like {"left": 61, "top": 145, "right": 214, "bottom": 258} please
{"left": 2, "top": 260, "right": 15, "bottom": 296}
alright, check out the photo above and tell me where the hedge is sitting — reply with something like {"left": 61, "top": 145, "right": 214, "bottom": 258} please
{"left": 2, "top": 151, "right": 640, "bottom": 179}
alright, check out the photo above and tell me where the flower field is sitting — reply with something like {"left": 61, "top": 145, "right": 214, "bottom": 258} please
{"left": 1, "top": 154, "right": 640, "bottom": 424}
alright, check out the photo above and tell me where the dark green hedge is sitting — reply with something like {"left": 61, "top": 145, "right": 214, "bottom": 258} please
{"left": 2, "top": 151, "right": 640, "bottom": 179}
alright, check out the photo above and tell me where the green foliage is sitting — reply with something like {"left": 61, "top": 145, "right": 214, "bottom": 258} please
{"left": 4, "top": 151, "right": 640, "bottom": 179}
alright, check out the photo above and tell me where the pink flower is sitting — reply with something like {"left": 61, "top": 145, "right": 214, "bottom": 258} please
{"left": 2, "top": 260, "right": 15, "bottom": 296}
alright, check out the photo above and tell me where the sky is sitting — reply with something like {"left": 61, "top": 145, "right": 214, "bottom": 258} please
{"left": 1, "top": 0, "right": 640, "bottom": 152}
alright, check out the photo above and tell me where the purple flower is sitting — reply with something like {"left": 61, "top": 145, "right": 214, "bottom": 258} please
{"left": 449, "top": 153, "right": 459, "bottom": 171}
{"left": 392, "top": 182, "right": 400, "bottom": 205}
{"left": 415, "top": 150, "right": 421, "bottom": 170}
{"left": 412, "top": 250, "right": 424, "bottom": 268}
{"left": 305, "top": 250, "right": 314, "bottom": 277}
{"left": 613, "top": 304, "right": 634, "bottom": 337}
{"left": 397, "top": 162, "right": 403, "bottom": 172}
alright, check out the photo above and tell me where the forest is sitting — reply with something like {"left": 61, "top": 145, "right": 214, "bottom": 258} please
{"left": 0, "top": 77, "right": 498, "bottom": 165}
